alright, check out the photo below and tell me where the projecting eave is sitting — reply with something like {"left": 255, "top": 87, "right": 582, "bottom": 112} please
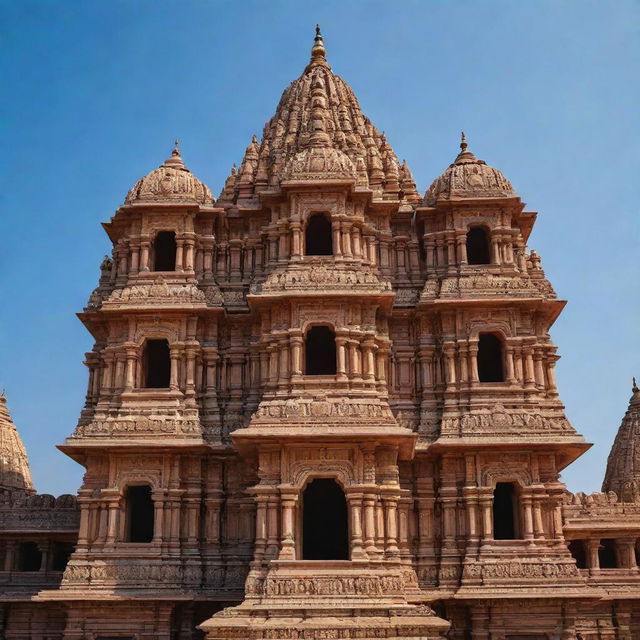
{"left": 231, "top": 427, "right": 417, "bottom": 460}
{"left": 417, "top": 437, "right": 591, "bottom": 470}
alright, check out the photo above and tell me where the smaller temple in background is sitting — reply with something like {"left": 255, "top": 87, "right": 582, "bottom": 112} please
{"left": 1, "top": 26, "right": 639, "bottom": 640}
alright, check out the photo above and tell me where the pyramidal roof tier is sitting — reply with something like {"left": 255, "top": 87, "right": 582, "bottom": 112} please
{"left": 0, "top": 392, "right": 34, "bottom": 497}
{"left": 602, "top": 379, "right": 640, "bottom": 502}
{"left": 424, "top": 133, "right": 516, "bottom": 206}
{"left": 219, "top": 26, "right": 420, "bottom": 202}
{"left": 125, "top": 142, "right": 215, "bottom": 206}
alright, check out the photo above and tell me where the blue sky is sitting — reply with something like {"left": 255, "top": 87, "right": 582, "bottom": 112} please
{"left": 1, "top": 0, "right": 638, "bottom": 496}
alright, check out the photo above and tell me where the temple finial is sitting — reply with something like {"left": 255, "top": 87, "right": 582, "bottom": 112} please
{"left": 310, "top": 23, "right": 326, "bottom": 63}
{"left": 633, "top": 377, "right": 638, "bottom": 393}
{"left": 460, "top": 131, "right": 467, "bottom": 152}
{"left": 173, "top": 139, "right": 180, "bottom": 156}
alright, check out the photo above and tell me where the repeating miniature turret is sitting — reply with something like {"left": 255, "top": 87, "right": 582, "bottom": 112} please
{"left": 602, "top": 379, "right": 640, "bottom": 501}
{"left": 424, "top": 132, "right": 516, "bottom": 205}
{"left": 125, "top": 141, "right": 215, "bottom": 205}
{"left": 0, "top": 392, "right": 34, "bottom": 498}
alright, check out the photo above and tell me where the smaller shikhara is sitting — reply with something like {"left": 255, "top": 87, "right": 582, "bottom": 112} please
{"left": 1, "top": 26, "right": 639, "bottom": 640}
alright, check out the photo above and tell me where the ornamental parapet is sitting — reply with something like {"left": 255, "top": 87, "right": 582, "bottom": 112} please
{"left": 0, "top": 493, "right": 79, "bottom": 531}
{"left": 249, "top": 263, "right": 392, "bottom": 296}
{"left": 86, "top": 276, "right": 223, "bottom": 311}
{"left": 71, "top": 411, "right": 214, "bottom": 441}
{"left": 420, "top": 272, "right": 556, "bottom": 303}
{"left": 437, "top": 403, "right": 575, "bottom": 439}
{"left": 61, "top": 559, "right": 247, "bottom": 594}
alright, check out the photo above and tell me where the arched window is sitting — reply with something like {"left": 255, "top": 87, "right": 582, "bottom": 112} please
{"left": 305, "top": 214, "right": 333, "bottom": 256}
{"left": 568, "top": 540, "right": 587, "bottom": 569}
{"left": 125, "top": 485, "right": 154, "bottom": 543}
{"left": 477, "top": 333, "right": 505, "bottom": 382}
{"left": 466, "top": 226, "right": 491, "bottom": 265}
{"left": 302, "top": 478, "right": 349, "bottom": 560}
{"left": 493, "top": 482, "right": 519, "bottom": 540}
{"left": 143, "top": 339, "right": 171, "bottom": 388}
{"left": 18, "top": 541, "right": 42, "bottom": 571}
{"left": 598, "top": 539, "right": 618, "bottom": 569}
{"left": 153, "top": 231, "right": 177, "bottom": 271}
{"left": 305, "top": 326, "right": 337, "bottom": 375}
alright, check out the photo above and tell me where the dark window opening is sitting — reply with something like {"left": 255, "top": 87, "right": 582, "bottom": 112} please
{"left": 302, "top": 478, "right": 349, "bottom": 560}
{"left": 305, "top": 326, "right": 337, "bottom": 375}
{"left": 51, "top": 542, "right": 74, "bottom": 571}
{"left": 568, "top": 540, "right": 587, "bottom": 569}
{"left": 466, "top": 226, "right": 491, "bottom": 265}
{"left": 153, "top": 231, "right": 177, "bottom": 271}
{"left": 493, "top": 482, "right": 518, "bottom": 540}
{"left": 305, "top": 214, "right": 333, "bottom": 256}
{"left": 143, "top": 339, "right": 171, "bottom": 388}
{"left": 477, "top": 333, "right": 504, "bottom": 382}
{"left": 599, "top": 538, "right": 618, "bottom": 569}
{"left": 18, "top": 542, "right": 42, "bottom": 571}
{"left": 125, "top": 485, "right": 154, "bottom": 543}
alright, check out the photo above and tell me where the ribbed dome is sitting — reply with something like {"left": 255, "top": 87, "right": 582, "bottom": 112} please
{"left": 0, "top": 393, "right": 34, "bottom": 497}
{"left": 602, "top": 379, "right": 640, "bottom": 502}
{"left": 219, "top": 27, "right": 419, "bottom": 202}
{"left": 424, "top": 134, "right": 515, "bottom": 206}
{"left": 125, "top": 142, "right": 214, "bottom": 206}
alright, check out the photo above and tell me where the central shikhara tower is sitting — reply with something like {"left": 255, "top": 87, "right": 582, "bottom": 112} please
{"left": 6, "top": 26, "right": 636, "bottom": 640}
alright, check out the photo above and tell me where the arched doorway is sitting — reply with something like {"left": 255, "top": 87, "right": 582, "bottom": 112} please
{"left": 302, "top": 478, "right": 349, "bottom": 560}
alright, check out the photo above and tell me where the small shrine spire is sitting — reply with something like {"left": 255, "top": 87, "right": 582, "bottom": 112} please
{"left": 453, "top": 130, "right": 477, "bottom": 165}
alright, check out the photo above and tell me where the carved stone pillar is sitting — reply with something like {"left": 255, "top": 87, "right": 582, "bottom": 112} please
{"left": 362, "top": 339, "right": 376, "bottom": 381}
{"left": 363, "top": 493, "right": 377, "bottom": 555}
{"left": 505, "top": 346, "right": 517, "bottom": 384}
{"left": 265, "top": 494, "right": 280, "bottom": 559}
{"left": 175, "top": 239, "right": 185, "bottom": 272}
{"left": 105, "top": 496, "right": 120, "bottom": 544}
{"left": 341, "top": 222, "right": 352, "bottom": 258}
{"left": 290, "top": 332, "right": 303, "bottom": 377}
{"left": 457, "top": 232, "right": 468, "bottom": 265}
{"left": 336, "top": 335, "right": 348, "bottom": 380}
{"left": 479, "top": 490, "right": 493, "bottom": 541}
{"left": 4, "top": 541, "right": 16, "bottom": 571}
{"left": 521, "top": 491, "right": 535, "bottom": 542}
{"left": 347, "top": 492, "right": 367, "bottom": 559}
{"left": 170, "top": 347, "right": 180, "bottom": 390}
{"left": 468, "top": 342, "right": 479, "bottom": 384}
{"left": 533, "top": 349, "right": 545, "bottom": 388}
{"left": 382, "top": 494, "right": 400, "bottom": 556}
{"left": 586, "top": 538, "right": 600, "bottom": 573}
{"left": 253, "top": 492, "right": 269, "bottom": 562}
{"left": 185, "top": 239, "right": 195, "bottom": 272}
{"left": 290, "top": 221, "right": 302, "bottom": 260}
{"left": 278, "top": 488, "right": 297, "bottom": 560}
{"left": 332, "top": 221, "right": 342, "bottom": 258}
{"left": 152, "top": 490, "right": 166, "bottom": 544}
{"left": 523, "top": 348, "right": 536, "bottom": 390}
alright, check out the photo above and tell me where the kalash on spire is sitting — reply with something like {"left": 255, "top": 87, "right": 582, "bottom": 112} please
{"left": 7, "top": 24, "right": 639, "bottom": 640}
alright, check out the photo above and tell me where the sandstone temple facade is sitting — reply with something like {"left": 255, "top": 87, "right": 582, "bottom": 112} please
{"left": 1, "top": 27, "right": 639, "bottom": 640}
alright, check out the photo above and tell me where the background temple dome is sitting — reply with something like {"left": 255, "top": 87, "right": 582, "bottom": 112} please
{"left": 0, "top": 392, "right": 35, "bottom": 497}
{"left": 125, "top": 142, "right": 214, "bottom": 205}
{"left": 219, "top": 27, "right": 420, "bottom": 201}
{"left": 602, "top": 379, "right": 640, "bottom": 502}
{"left": 424, "top": 133, "right": 515, "bottom": 206}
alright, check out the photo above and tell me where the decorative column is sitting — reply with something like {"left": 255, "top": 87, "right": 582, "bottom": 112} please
{"left": 521, "top": 490, "right": 535, "bottom": 542}
{"left": 152, "top": 489, "right": 166, "bottom": 544}
{"left": 290, "top": 331, "right": 303, "bottom": 378}
{"left": 382, "top": 493, "right": 399, "bottom": 557}
{"left": 336, "top": 334, "right": 348, "bottom": 381}
{"left": 347, "top": 491, "right": 367, "bottom": 559}
{"left": 362, "top": 339, "right": 376, "bottom": 382}
{"left": 253, "top": 492, "right": 269, "bottom": 562}
{"left": 278, "top": 488, "right": 297, "bottom": 560}
{"left": 175, "top": 238, "right": 185, "bottom": 272}
{"left": 586, "top": 539, "right": 600, "bottom": 574}
{"left": 523, "top": 347, "right": 536, "bottom": 390}
{"left": 457, "top": 231, "right": 468, "bottom": 265}
{"left": 468, "top": 341, "right": 480, "bottom": 385}
{"left": 341, "top": 222, "right": 352, "bottom": 258}
{"left": 505, "top": 346, "right": 517, "bottom": 384}
{"left": 290, "top": 221, "right": 302, "bottom": 260}
{"left": 479, "top": 489, "right": 493, "bottom": 541}
{"left": 265, "top": 494, "right": 280, "bottom": 560}
{"left": 363, "top": 493, "right": 377, "bottom": 556}
{"left": 332, "top": 221, "right": 342, "bottom": 258}
{"left": 169, "top": 346, "right": 180, "bottom": 391}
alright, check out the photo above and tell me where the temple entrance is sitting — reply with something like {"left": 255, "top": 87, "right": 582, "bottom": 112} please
{"left": 302, "top": 478, "right": 349, "bottom": 560}
{"left": 493, "top": 482, "right": 518, "bottom": 540}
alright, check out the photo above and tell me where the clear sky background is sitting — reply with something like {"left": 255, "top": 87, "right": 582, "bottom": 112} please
{"left": 1, "top": 0, "right": 638, "bottom": 497}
